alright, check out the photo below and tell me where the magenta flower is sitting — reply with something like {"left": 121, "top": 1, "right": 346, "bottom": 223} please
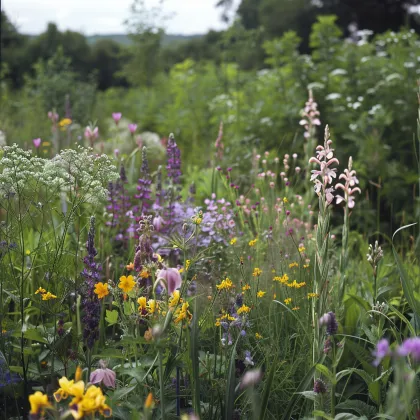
{"left": 33, "top": 138, "right": 42, "bottom": 148}
{"left": 372, "top": 338, "right": 390, "bottom": 366}
{"left": 157, "top": 268, "right": 182, "bottom": 294}
{"left": 112, "top": 113, "right": 122, "bottom": 125}
{"left": 90, "top": 360, "right": 116, "bottom": 388}
{"left": 336, "top": 157, "right": 361, "bottom": 209}
{"left": 128, "top": 123, "right": 138, "bottom": 134}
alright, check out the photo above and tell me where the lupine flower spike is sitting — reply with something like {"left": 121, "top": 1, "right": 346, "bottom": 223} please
{"left": 81, "top": 216, "right": 101, "bottom": 349}
{"left": 336, "top": 157, "right": 361, "bottom": 209}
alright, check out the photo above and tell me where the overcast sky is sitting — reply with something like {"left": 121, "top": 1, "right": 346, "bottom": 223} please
{"left": 3, "top": 0, "right": 237, "bottom": 35}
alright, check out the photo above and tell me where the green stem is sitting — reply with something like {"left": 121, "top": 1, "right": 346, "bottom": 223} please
{"left": 159, "top": 348, "right": 165, "bottom": 420}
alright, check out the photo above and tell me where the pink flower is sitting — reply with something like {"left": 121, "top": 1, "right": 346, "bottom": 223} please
{"left": 47, "top": 111, "right": 59, "bottom": 123}
{"left": 112, "top": 113, "right": 122, "bottom": 125}
{"left": 90, "top": 360, "right": 116, "bottom": 388}
{"left": 157, "top": 268, "right": 182, "bottom": 294}
{"left": 33, "top": 138, "right": 41, "bottom": 148}
{"left": 300, "top": 90, "right": 321, "bottom": 139}
{"left": 128, "top": 123, "right": 138, "bottom": 134}
{"left": 308, "top": 125, "right": 339, "bottom": 201}
{"left": 85, "top": 126, "right": 99, "bottom": 142}
{"left": 336, "top": 157, "right": 361, "bottom": 209}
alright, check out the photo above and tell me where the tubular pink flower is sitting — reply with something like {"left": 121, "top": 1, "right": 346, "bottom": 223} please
{"left": 300, "top": 90, "right": 321, "bottom": 139}
{"left": 112, "top": 113, "right": 122, "bottom": 125}
{"left": 335, "top": 157, "right": 361, "bottom": 209}
{"left": 33, "top": 138, "right": 41, "bottom": 148}
{"left": 128, "top": 123, "right": 138, "bottom": 134}
{"left": 308, "top": 125, "right": 339, "bottom": 203}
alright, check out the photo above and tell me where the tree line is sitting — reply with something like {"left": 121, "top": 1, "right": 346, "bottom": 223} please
{"left": 2, "top": 0, "right": 420, "bottom": 91}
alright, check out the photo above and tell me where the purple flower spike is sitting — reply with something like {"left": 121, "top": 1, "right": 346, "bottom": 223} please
{"left": 81, "top": 217, "right": 101, "bottom": 349}
{"left": 372, "top": 338, "right": 390, "bottom": 366}
{"left": 319, "top": 312, "right": 338, "bottom": 336}
{"left": 157, "top": 268, "right": 182, "bottom": 294}
{"left": 90, "top": 360, "right": 116, "bottom": 388}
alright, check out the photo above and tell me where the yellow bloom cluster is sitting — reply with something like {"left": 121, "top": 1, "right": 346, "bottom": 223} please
{"left": 286, "top": 280, "right": 306, "bottom": 289}
{"left": 230, "top": 237, "right": 237, "bottom": 245}
{"left": 215, "top": 312, "right": 236, "bottom": 327}
{"left": 53, "top": 376, "right": 111, "bottom": 419}
{"left": 284, "top": 298, "right": 292, "bottom": 305}
{"left": 216, "top": 277, "right": 234, "bottom": 291}
{"left": 257, "top": 290, "right": 266, "bottom": 298}
{"left": 289, "top": 262, "right": 299, "bottom": 269}
{"left": 292, "top": 306, "right": 300, "bottom": 311}
{"left": 283, "top": 197, "right": 288, "bottom": 203}
{"left": 169, "top": 290, "right": 183, "bottom": 308}
{"left": 242, "top": 284, "right": 251, "bottom": 291}
{"left": 307, "top": 293, "right": 319, "bottom": 299}
{"left": 252, "top": 267, "right": 262, "bottom": 277}
{"left": 248, "top": 239, "right": 258, "bottom": 247}
{"left": 35, "top": 287, "right": 57, "bottom": 301}
{"left": 237, "top": 304, "right": 251, "bottom": 315}
{"left": 137, "top": 297, "right": 159, "bottom": 314}
{"left": 29, "top": 391, "right": 51, "bottom": 416}
{"left": 139, "top": 269, "right": 150, "bottom": 278}
{"left": 174, "top": 302, "right": 192, "bottom": 324}
{"left": 255, "top": 332, "right": 263, "bottom": 340}
{"left": 298, "top": 246, "right": 305, "bottom": 253}
{"left": 185, "top": 260, "right": 191, "bottom": 271}
{"left": 273, "top": 274, "right": 289, "bottom": 284}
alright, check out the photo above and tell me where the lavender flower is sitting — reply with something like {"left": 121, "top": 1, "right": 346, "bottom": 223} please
{"left": 397, "top": 337, "right": 420, "bottom": 361}
{"left": 372, "top": 338, "right": 390, "bottom": 366}
{"left": 90, "top": 360, "right": 116, "bottom": 388}
{"left": 112, "top": 112, "right": 122, "bottom": 125}
{"left": 336, "top": 157, "right": 361, "bottom": 209}
{"left": 135, "top": 147, "right": 152, "bottom": 214}
{"left": 81, "top": 217, "right": 101, "bottom": 349}
{"left": 319, "top": 312, "right": 338, "bottom": 336}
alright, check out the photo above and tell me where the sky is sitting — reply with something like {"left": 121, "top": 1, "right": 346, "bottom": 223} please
{"left": 3, "top": 0, "right": 237, "bottom": 35}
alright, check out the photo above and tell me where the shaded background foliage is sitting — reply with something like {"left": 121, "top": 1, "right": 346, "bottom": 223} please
{"left": 1, "top": 0, "right": 420, "bottom": 237}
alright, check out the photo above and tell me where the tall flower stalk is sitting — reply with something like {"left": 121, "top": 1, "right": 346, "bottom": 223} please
{"left": 308, "top": 125, "right": 339, "bottom": 404}
{"left": 336, "top": 157, "right": 361, "bottom": 302}
{"left": 135, "top": 147, "right": 152, "bottom": 215}
{"left": 81, "top": 217, "right": 101, "bottom": 360}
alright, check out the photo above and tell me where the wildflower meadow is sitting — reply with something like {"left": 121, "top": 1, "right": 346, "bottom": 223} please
{"left": 2, "top": 6, "right": 420, "bottom": 420}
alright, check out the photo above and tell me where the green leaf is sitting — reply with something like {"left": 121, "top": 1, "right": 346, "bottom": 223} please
{"left": 316, "top": 364, "right": 335, "bottom": 383}
{"left": 23, "top": 328, "right": 48, "bottom": 344}
{"left": 297, "top": 390, "right": 319, "bottom": 402}
{"left": 312, "top": 410, "right": 334, "bottom": 420}
{"left": 105, "top": 310, "right": 119, "bottom": 326}
{"left": 392, "top": 223, "right": 420, "bottom": 322}
{"left": 110, "top": 385, "right": 137, "bottom": 401}
{"left": 336, "top": 399, "right": 376, "bottom": 417}
{"left": 225, "top": 340, "right": 238, "bottom": 420}
{"left": 259, "top": 356, "right": 280, "bottom": 419}
{"left": 9, "top": 366, "right": 24, "bottom": 375}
